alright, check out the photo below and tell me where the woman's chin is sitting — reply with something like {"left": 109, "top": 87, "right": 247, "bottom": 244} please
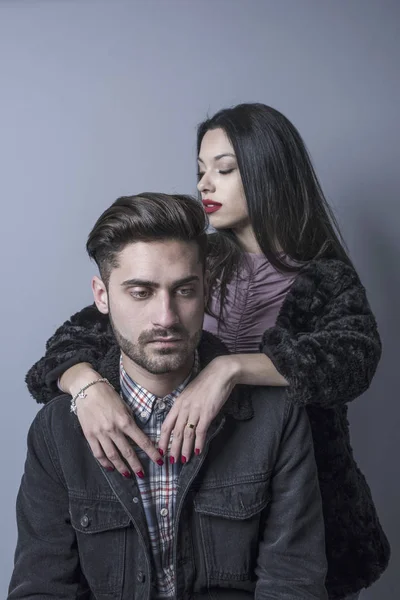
{"left": 208, "top": 214, "right": 229, "bottom": 229}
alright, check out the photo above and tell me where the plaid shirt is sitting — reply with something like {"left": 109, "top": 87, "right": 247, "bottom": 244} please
{"left": 120, "top": 353, "right": 200, "bottom": 599}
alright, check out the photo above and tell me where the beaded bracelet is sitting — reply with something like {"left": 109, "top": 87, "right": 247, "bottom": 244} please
{"left": 70, "top": 378, "right": 114, "bottom": 415}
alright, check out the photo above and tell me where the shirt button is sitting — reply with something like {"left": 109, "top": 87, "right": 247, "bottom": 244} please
{"left": 80, "top": 515, "right": 90, "bottom": 528}
{"left": 140, "top": 410, "right": 147, "bottom": 420}
{"left": 136, "top": 570, "right": 145, "bottom": 583}
{"left": 160, "top": 507, "right": 169, "bottom": 517}
{"left": 158, "top": 400, "right": 166, "bottom": 410}
{"left": 132, "top": 497, "right": 139, "bottom": 504}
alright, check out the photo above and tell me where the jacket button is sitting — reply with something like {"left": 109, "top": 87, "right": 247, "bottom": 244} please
{"left": 136, "top": 571, "right": 145, "bottom": 583}
{"left": 80, "top": 515, "right": 90, "bottom": 528}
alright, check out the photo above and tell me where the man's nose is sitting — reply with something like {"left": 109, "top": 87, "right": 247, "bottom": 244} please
{"left": 153, "top": 294, "right": 179, "bottom": 329}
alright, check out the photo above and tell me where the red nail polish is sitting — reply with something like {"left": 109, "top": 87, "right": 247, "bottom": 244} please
{"left": 169, "top": 456, "right": 175, "bottom": 464}
{"left": 195, "top": 448, "right": 200, "bottom": 456}
{"left": 122, "top": 471, "right": 131, "bottom": 478}
{"left": 181, "top": 455, "right": 187, "bottom": 464}
{"left": 136, "top": 470, "right": 144, "bottom": 479}
{"left": 157, "top": 458, "right": 164, "bottom": 466}
{"left": 158, "top": 449, "right": 164, "bottom": 456}
{"left": 105, "top": 466, "right": 115, "bottom": 471}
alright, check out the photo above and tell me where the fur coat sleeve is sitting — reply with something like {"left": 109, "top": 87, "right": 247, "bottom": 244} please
{"left": 25, "top": 304, "right": 116, "bottom": 403}
{"left": 261, "top": 259, "right": 382, "bottom": 408}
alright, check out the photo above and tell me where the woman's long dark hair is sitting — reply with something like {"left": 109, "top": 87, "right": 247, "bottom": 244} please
{"left": 197, "top": 103, "right": 351, "bottom": 310}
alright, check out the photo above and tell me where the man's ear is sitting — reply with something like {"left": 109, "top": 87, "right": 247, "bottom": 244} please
{"left": 92, "top": 276, "right": 109, "bottom": 314}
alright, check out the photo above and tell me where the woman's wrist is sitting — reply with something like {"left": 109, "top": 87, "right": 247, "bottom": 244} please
{"left": 59, "top": 362, "right": 100, "bottom": 396}
{"left": 212, "top": 355, "right": 242, "bottom": 387}
{"left": 220, "top": 353, "right": 289, "bottom": 387}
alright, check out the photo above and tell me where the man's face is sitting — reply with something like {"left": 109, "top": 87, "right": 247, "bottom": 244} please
{"left": 93, "top": 240, "right": 206, "bottom": 375}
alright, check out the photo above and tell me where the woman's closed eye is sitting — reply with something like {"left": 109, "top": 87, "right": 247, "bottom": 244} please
{"left": 198, "top": 167, "right": 235, "bottom": 180}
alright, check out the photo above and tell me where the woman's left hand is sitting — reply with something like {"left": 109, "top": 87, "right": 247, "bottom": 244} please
{"left": 158, "top": 355, "right": 239, "bottom": 464}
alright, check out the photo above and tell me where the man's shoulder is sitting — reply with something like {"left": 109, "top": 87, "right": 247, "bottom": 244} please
{"left": 39, "top": 392, "right": 72, "bottom": 415}
{"left": 31, "top": 393, "right": 79, "bottom": 441}
{"left": 225, "top": 386, "right": 307, "bottom": 459}
{"left": 231, "top": 385, "right": 294, "bottom": 434}
{"left": 245, "top": 387, "right": 309, "bottom": 453}
{"left": 250, "top": 385, "right": 290, "bottom": 421}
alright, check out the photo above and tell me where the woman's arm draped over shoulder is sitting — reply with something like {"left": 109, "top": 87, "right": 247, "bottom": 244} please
{"left": 26, "top": 304, "right": 116, "bottom": 403}
{"left": 155, "top": 260, "right": 382, "bottom": 461}
{"left": 261, "top": 260, "right": 382, "bottom": 408}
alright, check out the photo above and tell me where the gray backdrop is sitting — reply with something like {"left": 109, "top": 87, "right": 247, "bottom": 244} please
{"left": 0, "top": 0, "right": 398, "bottom": 597}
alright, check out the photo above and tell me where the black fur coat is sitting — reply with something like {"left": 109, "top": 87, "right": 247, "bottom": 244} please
{"left": 26, "top": 259, "right": 390, "bottom": 599}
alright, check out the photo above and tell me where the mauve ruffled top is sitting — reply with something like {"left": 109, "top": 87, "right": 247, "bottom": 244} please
{"left": 203, "top": 253, "right": 296, "bottom": 354}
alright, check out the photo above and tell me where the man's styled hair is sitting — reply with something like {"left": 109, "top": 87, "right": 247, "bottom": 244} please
{"left": 86, "top": 193, "right": 208, "bottom": 285}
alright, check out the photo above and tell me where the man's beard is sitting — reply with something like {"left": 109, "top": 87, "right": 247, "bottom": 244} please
{"left": 109, "top": 314, "right": 202, "bottom": 375}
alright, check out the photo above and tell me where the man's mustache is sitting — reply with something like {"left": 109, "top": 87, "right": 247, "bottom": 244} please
{"left": 139, "top": 326, "right": 188, "bottom": 343}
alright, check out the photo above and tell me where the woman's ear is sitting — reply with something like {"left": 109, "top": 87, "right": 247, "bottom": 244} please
{"left": 92, "top": 275, "right": 109, "bottom": 314}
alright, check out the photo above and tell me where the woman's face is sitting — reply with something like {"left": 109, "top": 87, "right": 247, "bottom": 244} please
{"left": 197, "top": 128, "right": 249, "bottom": 230}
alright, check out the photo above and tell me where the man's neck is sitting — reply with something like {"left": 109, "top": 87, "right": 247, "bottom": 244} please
{"left": 121, "top": 352, "right": 195, "bottom": 397}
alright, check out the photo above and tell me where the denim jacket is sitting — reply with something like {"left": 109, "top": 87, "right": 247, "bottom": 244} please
{"left": 9, "top": 342, "right": 327, "bottom": 600}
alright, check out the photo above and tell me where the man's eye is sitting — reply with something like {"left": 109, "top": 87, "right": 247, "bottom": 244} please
{"left": 131, "top": 290, "right": 150, "bottom": 299}
{"left": 177, "top": 288, "right": 195, "bottom": 296}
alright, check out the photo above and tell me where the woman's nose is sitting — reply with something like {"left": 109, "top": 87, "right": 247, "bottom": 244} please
{"left": 197, "top": 171, "right": 215, "bottom": 193}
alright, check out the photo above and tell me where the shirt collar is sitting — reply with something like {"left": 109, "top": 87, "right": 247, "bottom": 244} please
{"left": 119, "top": 352, "right": 200, "bottom": 425}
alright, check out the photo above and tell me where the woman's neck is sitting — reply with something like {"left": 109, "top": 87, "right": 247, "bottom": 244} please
{"left": 233, "top": 224, "right": 262, "bottom": 254}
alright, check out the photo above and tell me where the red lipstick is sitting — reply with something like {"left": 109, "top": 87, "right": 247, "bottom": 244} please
{"left": 202, "top": 200, "right": 222, "bottom": 214}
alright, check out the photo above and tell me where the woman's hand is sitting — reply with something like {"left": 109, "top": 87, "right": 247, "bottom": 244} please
{"left": 158, "top": 355, "right": 240, "bottom": 463}
{"left": 60, "top": 363, "right": 163, "bottom": 477}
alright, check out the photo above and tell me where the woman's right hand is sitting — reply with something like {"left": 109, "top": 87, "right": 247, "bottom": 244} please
{"left": 60, "top": 363, "right": 163, "bottom": 477}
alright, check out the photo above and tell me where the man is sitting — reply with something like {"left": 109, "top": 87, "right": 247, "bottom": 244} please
{"left": 9, "top": 193, "right": 327, "bottom": 599}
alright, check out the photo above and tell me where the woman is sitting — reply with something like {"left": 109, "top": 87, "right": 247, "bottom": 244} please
{"left": 26, "top": 103, "right": 389, "bottom": 599}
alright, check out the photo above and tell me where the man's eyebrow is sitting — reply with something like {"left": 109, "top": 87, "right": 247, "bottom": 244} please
{"left": 172, "top": 275, "right": 200, "bottom": 287}
{"left": 121, "top": 279, "right": 159, "bottom": 287}
{"left": 197, "top": 152, "right": 236, "bottom": 164}
{"left": 121, "top": 276, "right": 200, "bottom": 288}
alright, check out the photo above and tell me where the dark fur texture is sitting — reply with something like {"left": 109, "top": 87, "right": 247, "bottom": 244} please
{"left": 26, "top": 259, "right": 390, "bottom": 598}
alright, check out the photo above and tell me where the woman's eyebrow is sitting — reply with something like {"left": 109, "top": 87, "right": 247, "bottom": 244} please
{"left": 197, "top": 152, "right": 236, "bottom": 164}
